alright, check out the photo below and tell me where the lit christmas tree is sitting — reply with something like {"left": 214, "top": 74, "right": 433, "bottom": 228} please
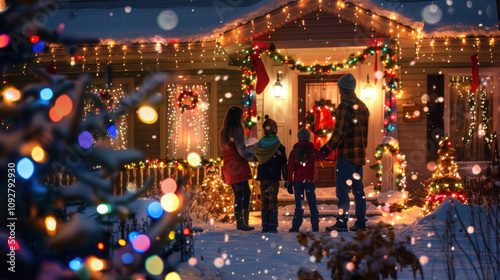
{"left": 422, "top": 135, "right": 466, "bottom": 215}
{"left": 187, "top": 170, "right": 235, "bottom": 223}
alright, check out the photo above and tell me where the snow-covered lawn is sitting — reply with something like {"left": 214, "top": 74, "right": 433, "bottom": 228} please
{"left": 186, "top": 198, "right": 499, "bottom": 280}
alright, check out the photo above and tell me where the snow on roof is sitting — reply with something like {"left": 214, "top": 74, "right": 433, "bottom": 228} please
{"left": 43, "top": 0, "right": 499, "bottom": 44}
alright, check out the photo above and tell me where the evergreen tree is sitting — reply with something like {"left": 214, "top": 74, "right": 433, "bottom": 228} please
{"left": 0, "top": 2, "right": 186, "bottom": 279}
{"left": 422, "top": 134, "right": 465, "bottom": 215}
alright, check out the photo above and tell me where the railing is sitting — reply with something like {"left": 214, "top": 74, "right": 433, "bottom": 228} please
{"left": 40, "top": 164, "right": 224, "bottom": 196}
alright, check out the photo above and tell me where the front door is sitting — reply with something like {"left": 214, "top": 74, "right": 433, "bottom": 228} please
{"left": 298, "top": 74, "right": 344, "bottom": 187}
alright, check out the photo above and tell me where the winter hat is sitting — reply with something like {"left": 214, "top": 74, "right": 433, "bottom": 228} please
{"left": 337, "top": 73, "right": 357, "bottom": 93}
{"left": 297, "top": 128, "right": 310, "bottom": 142}
{"left": 263, "top": 115, "right": 278, "bottom": 135}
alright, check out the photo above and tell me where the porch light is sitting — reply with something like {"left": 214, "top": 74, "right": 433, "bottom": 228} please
{"left": 363, "top": 74, "right": 376, "bottom": 100}
{"left": 273, "top": 71, "right": 284, "bottom": 98}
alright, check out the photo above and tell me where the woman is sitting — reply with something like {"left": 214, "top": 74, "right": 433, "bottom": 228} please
{"left": 219, "top": 106, "right": 256, "bottom": 231}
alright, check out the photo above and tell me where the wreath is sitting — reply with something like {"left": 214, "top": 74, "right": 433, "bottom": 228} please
{"left": 177, "top": 90, "right": 199, "bottom": 113}
{"left": 305, "top": 98, "right": 336, "bottom": 137}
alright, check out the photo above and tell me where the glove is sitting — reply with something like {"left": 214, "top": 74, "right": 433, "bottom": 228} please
{"left": 287, "top": 182, "right": 294, "bottom": 195}
{"left": 320, "top": 145, "right": 332, "bottom": 156}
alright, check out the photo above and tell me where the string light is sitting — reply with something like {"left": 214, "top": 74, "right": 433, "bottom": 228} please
{"left": 370, "top": 142, "right": 407, "bottom": 197}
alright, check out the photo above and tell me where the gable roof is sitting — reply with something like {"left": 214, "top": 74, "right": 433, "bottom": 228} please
{"left": 220, "top": 0, "right": 420, "bottom": 47}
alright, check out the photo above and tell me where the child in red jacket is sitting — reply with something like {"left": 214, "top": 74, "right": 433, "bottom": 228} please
{"left": 287, "top": 128, "right": 330, "bottom": 232}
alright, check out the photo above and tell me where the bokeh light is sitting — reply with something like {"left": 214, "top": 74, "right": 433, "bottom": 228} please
{"left": 89, "top": 258, "right": 104, "bottom": 271}
{"left": 0, "top": 34, "right": 9, "bottom": 48}
{"left": 40, "top": 88, "right": 53, "bottom": 101}
{"left": 224, "top": 92, "right": 232, "bottom": 99}
{"left": 97, "top": 242, "right": 104, "bottom": 250}
{"left": 96, "top": 204, "right": 111, "bottom": 214}
{"left": 32, "top": 41, "right": 45, "bottom": 53}
{"left": 121, "top": 253, "right": 134, "bottom": 264}
{"left": 165, "top": 272, "right": 181, "bottom": 280}
{"left": 472, "top": 164, "right": 481, "bottom": 175}
{"left": 147, "top": 201, "right": 164, "bottom": 219}
{"left": 131, "top": 234, "right": 151, "bottom": 253}
{"left": 3, "top": 87, "right": 21, "bottom": 102}
{"left": 107, "top": 124, "right": 117, "bottom": 138}
{"left": 17, "top": 157, "right": 34, "bottom": 179}
{"left": 137, "top": 106, "right": 158, "bottom": 124}
{"left": 45, "top": 215, "right": 57, "bottom": 236}
{"left": 31, "top": 146, "right": 46, "bottom": 163}
{"left": 78, "top": 131, "right": 94, "bottom": 149}
{"left": 69, "top": 257, "right": 83, "bottom": 271}
{"left": 118, "top": 239, "right": 126, "bottom": 246}
{"left": 157, "top": 10, "right": 178, "bottom": 31}
{"left": 161, "top": 178, "right": 177, "bottom": 194}
{"left": 145, "top": 255, "right": 164, "bottom": 276}
{"left": 30, "top": 35, "right": 39, "bottom": 43}
{"left": 187, "top": 152, "right": 201, "bottom": 167}
{"left": 214, "top": 257, "right": 224, "bottom": 268}
{"left": 422, "top": 4, "right": 442, "bottom": 24}
{"left": 161, "top": 193, "right": 180, "bottom": 212}
{"left": 49, "top": 107, "right": 63, "bottom": 122}
{"left": 124, "top": 6, "right": 131, "bottom": 13}
{"left": 188, "top": 257, "right": 197, "bottom": 266}
{"left": 346, "top": 262, "right": 355, "bottom": 271}
{"left": 54, "top": 94, "right": 73, "bottom": 117}
{"left": 467, "top": 226, "right": 474, "bottom": 234}
{"left": 419, "top": 255, "right": 429, "bottom": 265}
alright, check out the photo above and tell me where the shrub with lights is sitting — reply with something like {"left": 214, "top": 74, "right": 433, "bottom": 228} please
{"left": 0, "top": 2, "right": 189, "bottom": 279}
{"left": 186, "top": 169, "right": 235, "bottom": 223}
{"left": 422, "top": 135, "right": 466, "bottom": 215}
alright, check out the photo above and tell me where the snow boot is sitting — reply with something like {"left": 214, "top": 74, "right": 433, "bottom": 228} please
{"left": 243, "top": 209, "right": 255, "bottom": 230}
{"left": 291, "top": 208, "right": 304, "bottom": 230}
{"left": 268, "top": 209, "right": 278, "bottom": 233}
{"left": 261, "top": 209, "right": 269, "bottom": 233}
{"left": 235, "top": 211, "right": 254, "bottom": 231}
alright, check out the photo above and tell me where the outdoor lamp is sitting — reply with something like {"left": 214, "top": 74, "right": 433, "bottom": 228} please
{"left": 273, "top": 71, "right": 284, "bottom": 98}
{"left": 363, "top": 74, "right": 376, "bottom": 100}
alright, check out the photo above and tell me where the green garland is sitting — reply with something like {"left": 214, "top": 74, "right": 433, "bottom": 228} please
{"left": 124, "top": 158, "right": 222, "bottom": 170}
{"left": 370, "top": 143, "right": 407, "bottom": 193}
{"left": 241, "top": 44, "right": 397, "bottom": 87}
{"left": 480, "top": 88, "right": 497, "bottom": 148}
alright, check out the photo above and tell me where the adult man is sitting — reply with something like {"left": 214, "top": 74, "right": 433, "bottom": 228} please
{"left": 321, "top": 73, "right": 370, "bottom": 232}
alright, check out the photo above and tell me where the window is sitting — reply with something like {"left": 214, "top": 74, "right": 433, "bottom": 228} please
{"left": 85, "top": 83, "right": 129, "bottom": 151}
{"left": 165, "top": 83, "right": 211, "bottom": 159}
{"left": 448, "top": 75, "right": 495, "bottom": 161}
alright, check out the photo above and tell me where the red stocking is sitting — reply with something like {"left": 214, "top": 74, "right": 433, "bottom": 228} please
{"left": 250, "top": 53, "right": 269, "bottom": 94}
{"left": 471, "top": 54, "right": 479, "bottom": 93}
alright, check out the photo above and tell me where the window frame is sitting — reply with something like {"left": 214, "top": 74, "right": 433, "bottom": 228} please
{"left": 442, "top": 67, "right": 500, "bottom": 162}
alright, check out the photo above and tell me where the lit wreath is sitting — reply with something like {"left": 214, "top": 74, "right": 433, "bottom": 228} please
{"left": 177, "top": 90, "right": 199, "bottom": 113}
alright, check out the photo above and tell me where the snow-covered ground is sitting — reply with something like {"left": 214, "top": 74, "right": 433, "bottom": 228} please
{"left": 185, "top": 198, "right": 499, "bottom": 280}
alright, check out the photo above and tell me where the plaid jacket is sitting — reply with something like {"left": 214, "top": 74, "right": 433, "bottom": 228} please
{"left": 325, "top": 92, "right": 369, "bottom": 165}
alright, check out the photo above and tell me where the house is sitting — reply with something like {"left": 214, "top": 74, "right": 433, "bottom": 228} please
{"left": 4, "top": 0, "right": 500, "bottom": 197}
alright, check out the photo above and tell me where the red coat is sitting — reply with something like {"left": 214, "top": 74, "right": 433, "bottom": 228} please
{"left": 222, "top": 142, "right": 252, "bottom": 185}
{"left": 288, "top": 141, "right": 329, "bottom": 183}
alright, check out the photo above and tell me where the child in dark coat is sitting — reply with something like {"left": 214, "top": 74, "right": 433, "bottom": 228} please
{"left": 287, "top": 128, "right": 330, "bottom": 232}
{"left": 255, "top": 116, "right": 287, "bottom": 233}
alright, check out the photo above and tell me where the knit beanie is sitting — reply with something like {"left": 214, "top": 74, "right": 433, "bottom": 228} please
{"left": 297, "top": 128, "right": 310, "bottom": 141}
{"left": 263, "top": 115, "right": 278, "bottom": 135}
{"left": 337, "top": 73, "right": 357, "bottom": 93}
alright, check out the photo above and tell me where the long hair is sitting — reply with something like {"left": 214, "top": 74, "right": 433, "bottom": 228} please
{"left": 219, "top": 106, "right": 244, "bottom": 150}
{"left": 294, "top": 145, "right": 312, "bottom": 162}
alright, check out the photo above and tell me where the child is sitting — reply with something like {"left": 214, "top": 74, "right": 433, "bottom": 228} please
{"left": 287, "top": 128, "right": 330, "bottom": 232}
{"left": 255, "top": 115, "right": 287, "bottom": 233}
{"left": 219, "top": 106, "right": 256, "bottom": 231}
